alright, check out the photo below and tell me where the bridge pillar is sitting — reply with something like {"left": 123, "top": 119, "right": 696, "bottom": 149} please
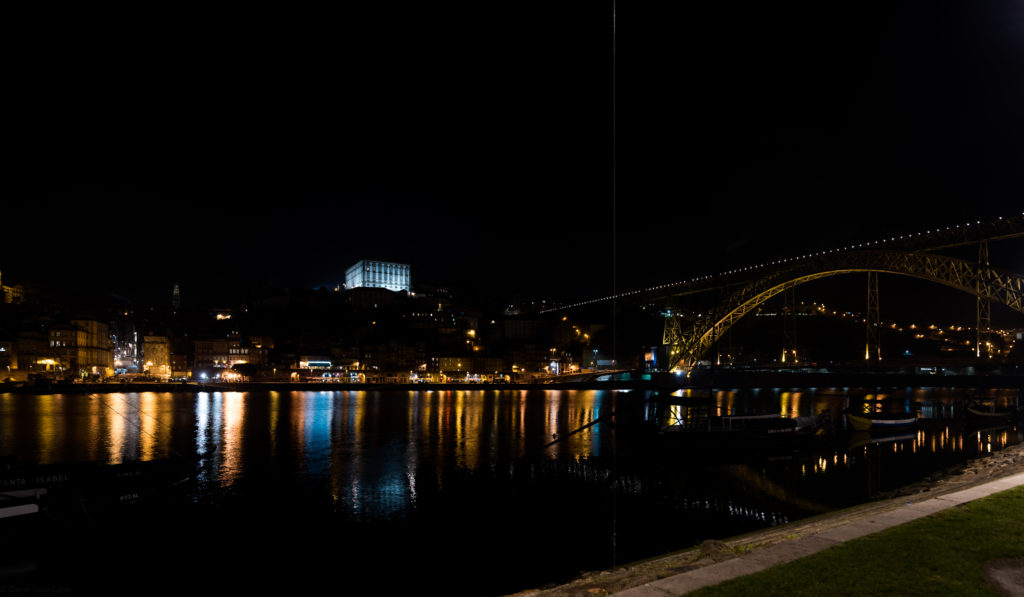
{"left": 782, "top": 286, "right": 798, "bottom": 365}
{"left": 976, "top": 241, "right": 991, "bottom": 358}
{"left": 662, "top": 310, "right": 685, "bottom": 371}
{"left": 865, "top": 272, "right": 881, "bottom": 363}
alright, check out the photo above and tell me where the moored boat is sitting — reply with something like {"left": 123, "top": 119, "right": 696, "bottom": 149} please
{"left": 846, "top": 430, "right": 917, "bottom": 451}
{"left": 0, "top": 458, "right": 198, "bottom": 523}
{"left": 965, "top": 401, "right": 1022, "bottom": 422}
{"left": 845, "top": 411, "right": 917, "bottom": 432}
{"left": 713, "top": 412, "right": 826, "bottom": 436}
{"left": 659, "top": 411, "right": 827, "bottom": 440}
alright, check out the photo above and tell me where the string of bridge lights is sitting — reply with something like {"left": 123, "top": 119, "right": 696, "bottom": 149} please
{"left": 542, "top": 213, "right": 1020, "bottom": 313}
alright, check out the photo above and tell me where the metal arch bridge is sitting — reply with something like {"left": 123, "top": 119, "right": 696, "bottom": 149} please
{"left": 662, "top": 247, "right": 1024, "bottom": 370}
{"left": 542, "top": 214, "right": 1024, "bottom": 371}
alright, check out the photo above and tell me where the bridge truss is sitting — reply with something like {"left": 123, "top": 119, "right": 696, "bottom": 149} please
{"left": 664, "top": 249, "right": 1024, "bottom": 371}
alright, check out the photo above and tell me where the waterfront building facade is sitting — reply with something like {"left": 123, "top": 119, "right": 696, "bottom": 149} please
{"left": 194, "top": 338, "right": 231, "bottom": 370}
{"left": 71, "top": 319, "right": 114, "bottom": 376}
{"left": 142, "top": 335, "right": 171, "bottom": 379}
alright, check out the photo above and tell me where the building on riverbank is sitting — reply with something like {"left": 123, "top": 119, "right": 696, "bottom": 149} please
{"left": 142, "top": 335, "right": 171, "bottom": 379}
{"left": 0, "top": 339, "right": 13, "bottom": 373}
{"left": 72, "top": 319, "right": 114, "bottom": 377}
{"left": 345, "top": 260, "right": 410, "bottom": 293}
{"left": 46, "top": 319, "right": 113, "bottom": 379}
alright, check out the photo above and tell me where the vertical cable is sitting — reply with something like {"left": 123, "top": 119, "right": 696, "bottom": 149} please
{"left": 610, "top": 0, "right": 618, "bottom": 569}
{"left": 611, "top": 0, "right": 618, "bottom": 371}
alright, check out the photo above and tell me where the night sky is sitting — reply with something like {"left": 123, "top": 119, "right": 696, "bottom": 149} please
{"left": 6, "top": 2, "right": 1023, "bottom": 308}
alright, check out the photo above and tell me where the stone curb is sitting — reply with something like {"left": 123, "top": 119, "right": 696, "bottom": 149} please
{"left": 612, "top": 471, "right": 1024, "bottom": 596}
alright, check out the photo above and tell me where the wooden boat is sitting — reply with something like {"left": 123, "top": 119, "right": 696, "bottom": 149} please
{"left": 0, "top": 487, "right": 45, "bottom": 521}
{"left": 713, "top": 413, "right": 825, "bottom": 435}
{"left": 659, "top": 412, "right": 826, "bottom": 441}
{"left": 847, "top": 430, "right": 917, "bottom": 451}
{"left": 845, "top": 411, "right": 917, "bottom": 432}
{"left": 0, "top": 458, "right": 197, "bottom": 524}
{"left": 965, "top": 401, "right": 1021, "bottom": 422}
{"left": 714, "top": 413, "right": 797, "bottom": 433}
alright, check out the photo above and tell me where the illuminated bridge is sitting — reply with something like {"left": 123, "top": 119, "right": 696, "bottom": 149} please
{"left": 543, "top": 214, "right": 1024, "bottom": 372}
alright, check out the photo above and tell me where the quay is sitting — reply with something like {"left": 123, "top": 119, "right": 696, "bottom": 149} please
{"left": 2, "top": 368, "right": 1021, "bottom": 395}
{"left": 516, "top": 440, "right": 1024, "bottom": 596}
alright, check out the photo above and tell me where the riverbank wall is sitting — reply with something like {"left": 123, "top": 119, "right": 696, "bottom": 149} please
{"left": 3, "top": 369, "right": 1021, "bottom": 395}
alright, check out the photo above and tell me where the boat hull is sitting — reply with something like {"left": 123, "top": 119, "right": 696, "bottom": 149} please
{"left": 846, "top": 412, "right": 917, "bottom": 432}
{"left": 967, "top": 407, "right": 1020, "bottom": 421}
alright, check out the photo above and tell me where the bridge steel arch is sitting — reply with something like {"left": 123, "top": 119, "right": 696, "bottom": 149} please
{"left": 665, "top": 250, "right": 1024, "bottom": 370}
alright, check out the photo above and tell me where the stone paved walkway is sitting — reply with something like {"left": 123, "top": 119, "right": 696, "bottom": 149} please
{"left": 613, "top": 471, "right": 1024, "bottom": 596}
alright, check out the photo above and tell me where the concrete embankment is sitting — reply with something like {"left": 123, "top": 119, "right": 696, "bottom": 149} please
{"left": 1, "top": 380, "right": 654, "bottom": 394}
{"left": 3, "top": 369, "right": 1022, "bottom": 395}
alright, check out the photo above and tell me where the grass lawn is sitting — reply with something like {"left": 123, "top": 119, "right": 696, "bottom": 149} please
{"left": 690, "top": 486, "right": 1024, "bottom": 596}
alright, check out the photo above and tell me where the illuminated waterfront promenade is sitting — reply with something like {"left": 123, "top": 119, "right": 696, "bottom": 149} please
{"left": 4, "top": 367, "right": 1021, "bottom": 395}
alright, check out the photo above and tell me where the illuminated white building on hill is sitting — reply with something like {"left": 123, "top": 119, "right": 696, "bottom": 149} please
{"left": 346, "top": 260, "right": 410, "bottom": 292}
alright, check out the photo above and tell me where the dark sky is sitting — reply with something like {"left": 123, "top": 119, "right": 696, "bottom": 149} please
{"left": 6, "top": 2, "right": 1023, "bottom": 307}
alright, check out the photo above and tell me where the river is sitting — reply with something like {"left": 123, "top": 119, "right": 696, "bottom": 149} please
{"left": 1, "top": 387, "right": 1021, "bottom": 595}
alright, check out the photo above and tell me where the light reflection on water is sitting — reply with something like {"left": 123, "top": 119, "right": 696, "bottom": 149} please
{"left": 221, "top": 391, "right": 244, "bottom": 487}
{"left": 2, "top": 389, "right": 624, "bottom": 508}
{"left": 3, "top": 388, "right": 1020, "bottom": 474}
{"left": 1, "top": 387, "right": 1022, "bottom": 595}
{"left": 1, "top": 388, "right": 1021, "bottom": 517}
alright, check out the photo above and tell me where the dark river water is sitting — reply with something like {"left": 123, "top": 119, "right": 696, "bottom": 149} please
{"left": 1, "top": 387, "right": 1021, "bottom": 595}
